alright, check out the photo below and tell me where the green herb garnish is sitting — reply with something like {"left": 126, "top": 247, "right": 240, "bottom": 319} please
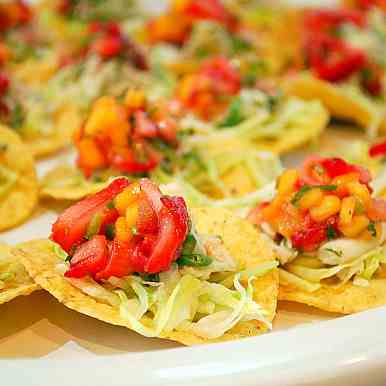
{"left": 218, "top": 97, "right": 244, "bottom": 128}
{"left": 106, "top": 200, "right": 115, "bottom": 209}
{"left": 177, "top": 253, "right": 213, "bottom": 267}
{"left": 105, "top": 223, "right": 115, "bottom": 240}
{"left": 9, "top": 103, "right": 24, "bottom": 130}
{"left": 181, "top": 234, "right": 197, "bottom": 256}
{"left": 85, "top": 212, "right": 102, "bottom": 240}
{"left": 231, "top": 36, "right": 252, "bottom": 54}
{"left": 367, "top": 221, "right": 377, "bottom": 237}
{"left": 326, "top": 225, "right": 337, "bottom": 240}
{"left": 141, "top": 273, "right": 160, "bottom": 282}
{"left": 131, "top": 226, "right": 138, "bottom": 236}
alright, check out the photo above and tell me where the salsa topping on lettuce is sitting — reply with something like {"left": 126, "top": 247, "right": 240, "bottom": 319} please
{"left": 248, "top": 156, "right": 386, "bottom": 291}
{"left": 51, "top": 178, "right": 193, "bottom": 277}
{"left": 248, "top": 156, "right": 385, "bottom": 252}
{"left": 176, "top": 56, "right": 241, "bottom": 120}
{"left": 147, "top": 0, "right": 238, "bottom": 46}
{"left": 74, "top": 90, "right": 179, "bottom": 178}
{"left": 303, "top": 7, "right": 384, "bottom": 96}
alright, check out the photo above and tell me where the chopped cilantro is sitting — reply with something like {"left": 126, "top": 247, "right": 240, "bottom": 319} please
{"left": 326, "top": 225, "right": 337, "bottom": 240}
{"left": 181, "top": 233, "right": 197, "bottom": 256}
{"left": 106, "top": 200, "right": 115, "bottom": 209}
{"left": 141, "top": 273, "right": 160, "bottom": 282}
{"left": 231, "top": 36, "right": 252, "bottom": 54}
{"left": 177, "top": 253, "right": 213, "bottom": 267}
{"left": 218, "top": 97, "right": 244, "bottom": 128}
{"left": 242, "top": 60, "right": 267, "bottom": 87}
{"left": 105, "top": 223, "right": 115, "bottom": 240}
{"left": 9, "top": 103, "right": 24, "bottom": 130}
{"left": 367, "top": 221, "right": 377, "bottom": 237}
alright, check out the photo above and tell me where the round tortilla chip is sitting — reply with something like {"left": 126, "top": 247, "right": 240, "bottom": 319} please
{"left": 26, "top": 104, "right": 83, "bottom": 158}
{"left": 16, "top": 207, "right": 278, "bottom": 345}
{"left": 283, "top": 74, "right": 386, "bottom": 135}
{"left": 40, "top": 165, "right": 109, "bottom": 201}
{"left": 0, "top": 125, "right": 38, "bottom": 231}
{"left": 278, "top": 279, "right": 386, "bottom": 314}
{"left": 0, "top": 244, "right": 39, "bottom": 305}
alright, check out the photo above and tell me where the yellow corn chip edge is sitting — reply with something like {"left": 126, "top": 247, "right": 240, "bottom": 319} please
{"left": 279, "top": 279, "right": 386, "bottom": 314}
{"left": 0, "top": 125, "right": 38, "bottom": 231}
{"left": 283, "top": 74, "right": 386, "bottom": 134}
{"left": 0, "top": 244, "right": 39, "bottom": 305}
{"left": 16, "top": 207, "right": 278, "bottom": 345}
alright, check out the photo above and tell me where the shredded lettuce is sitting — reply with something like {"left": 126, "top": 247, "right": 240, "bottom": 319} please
{"left": 281, "top": 244, "right": 386, "bottom": 292}
{"left": 69, "top": 260, "right": 275, "bottom": 339}
{"left": 52, "top": 242, "right": 69, "bottom": 261}
{"left": 318, "top": 238, "right": 378, "bottom": 265}
{"left": 279, "top": 268, "right": 321, "bottom": 292}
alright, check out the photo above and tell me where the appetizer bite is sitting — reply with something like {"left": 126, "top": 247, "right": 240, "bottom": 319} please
{"left": 17, "top": 178, "right": 278, "bottom": 344}
{"left": 283, "top": 3, "right": 386, "bottom": 136}
{"left": 0, "top": 243, "right": 38, "bottom": 304}
{"left": 40, "top": 87, "right": 283, "bottom": 201}
{"left": 0, "top": 124, "right": 37, "bottom": 231}
{"left": 248, "top": 156, "right": 386, "bottom": 313}
{"left": 1, "top": 0, "right": 148, "bottom": 157}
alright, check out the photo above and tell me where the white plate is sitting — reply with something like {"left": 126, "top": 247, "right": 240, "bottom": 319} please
{"left": 1, "top": 129, "right": 386, "bottom": 386}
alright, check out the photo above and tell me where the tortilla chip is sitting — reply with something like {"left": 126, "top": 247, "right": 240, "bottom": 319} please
{"left": 40, "top": 165, "right": 109, "bottom": 201}
{"left": 26, "top": 104, "right": 83, "bottom": 158}
{"left": 0, "top": 244, "right": 39, "bottom": 304}
{"left": 278, "top": 279, "right": 386, "bottom": 314}
{"left": 283, "top": 74, "right": 386, "bottom": 135}
{"left": 0, "top": 125, "right": 38, "bottom": 231}
{"left": 254, "top": 100, "right": 329, "bottom": 155}
{"left": 16, "top": 207, "right": 278, "bottom": 345}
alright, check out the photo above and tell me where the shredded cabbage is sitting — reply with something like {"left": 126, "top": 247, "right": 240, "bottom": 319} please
{"left": 69, "top": 260, "right": 275, "bottom": 339}
{"left": 282, "top": 245, "right": 386, "bottom": 292}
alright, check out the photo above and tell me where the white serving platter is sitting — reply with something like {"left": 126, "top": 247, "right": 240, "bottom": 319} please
{"left": 1, "top": 128, "right": 386, "bottom": 386}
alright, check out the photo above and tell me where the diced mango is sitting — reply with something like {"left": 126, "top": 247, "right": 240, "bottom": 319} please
{"left": 84, "top": 97, "right": 129, "bottom": 146}
{"left": 77, "top": 138, "right": 106, "bottom": 172}
{"left": 115, "top": 216, "right": 132, "bottom": 242}
{"left": 114, "top": 182, "right": 140, "bottom": 215}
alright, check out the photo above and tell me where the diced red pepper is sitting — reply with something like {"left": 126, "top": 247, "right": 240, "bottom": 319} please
{"left": 200, "top": 57, "right": 241, "bottom": 95}
{"left": 136, "top": 196, "right": 158, "bottom": 234}
{"left": 134, "top": 111, "right": 159, "bottom": 139}
{"left": 65, "top": 235, "right": 109, "bottom": 278}
{"left": 51, "top": 178, "right": 130, "bottom": 252}
{"left": 0, "top": 73, "right": 9, "bottom": 96}
{"left": 92, "top": 35, "right": 123, "bottom": 59}
{"left": 369, "top": 140, "right": 386, "bottom": 158}
{"left": 304, "top": 8, "right": 366, "bottom": 33}
{"left": 320, "top": 158, "right": 371, "bottom": 186}
{"left": 301, "top": 156, "right": 372, "bottom": 187}
{"left": 144, "top": 206, "right": 188, "bottom": 273}
{"left": 360, "top": 64, "right": 383, "bottom": 96}
{"left": 184, "top": 0, "right": 238, "bottom": 30}
{"left": 109, "top": 141, "right": 162, "bottom": 174}
{"left": 95, "top": 239, "right": 135, "bottom": 280}
{"left": 306, "top": 34, "right": 367, "bottom": 82}
{"left": 291, "top": 222, "right": 327, "bottom": 252}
